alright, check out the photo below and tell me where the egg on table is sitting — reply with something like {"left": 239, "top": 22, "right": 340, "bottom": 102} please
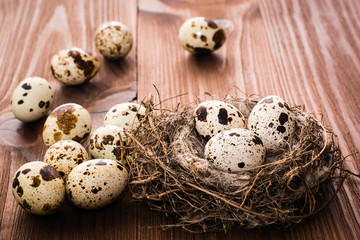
{"left": 11, "top": 77, "right": 54, "bottom": 122}
{"left": 247, "top": 95, "right": 296, "bottom": 154}
{"left": 12, "top": 161, "right": 65, "bottom": 215}
{"left": 193, "top": 100, "right": 246, "bottom": 140}
{"left": 95, "top": 21, "right": 133, "bottom": 59}
{"left": 205, "top": 128, "right": 266, "bottom": 172}
{"left": 89, "top": 125, "right": 128, "bottom": 161}
{"left": 43, "top": 140, "right": 89, "bottom": 179}
{"left": 42, "top": 103, "right": 92, "bottom": 147}
{"left": 104, "top": 103, "right": 145, "bottom": 130}
{"left": 50, "top": 47, "right": 100, "bottom": 86}
{"left": 178, "top": 17, "right": 226, "bottom": 54}
{"left": 66, "top": 159, "right": 128, "bottom": 210}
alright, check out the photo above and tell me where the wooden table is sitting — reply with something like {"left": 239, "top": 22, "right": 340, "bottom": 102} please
{"left": 1, "top": 0, "right": 359, "bottom": 239}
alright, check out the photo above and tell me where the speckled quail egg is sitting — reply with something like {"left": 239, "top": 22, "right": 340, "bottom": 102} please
{"left": 247, "top": 95, "right": 296, "bottom": 154}
{"left": 43, "top": 140, "right": 89, "bottom": 179}
{"left": 205, "top": 128, "right": 266, "bottom": 172}
{"left": 104, "top": 103, "right": 145, "bottom": 130}
{"left": 179, "top": 17, "right": 226, "bottom": 54}
{"left": 89, "top": 125, "right": 128, "bottom": 161}
{"left": 95, "top": 21, "right": 133, "bottom": 59}
{"left": 66, "top": 159, "right": 128, "bottom": 210}
{"left": 193, "top": 100, "right": 246, "bottom": 140}
{"left": 43, "top": 103, "right": 92, "bottom": 147}
{"left": 12, "top": 161, "right": 65, "bottom": 215}
{"left": 11, "top": 77, "right": 54, "bottom": 122}
{"left": 50, "top": 47, "right": 100, "bottom": 86}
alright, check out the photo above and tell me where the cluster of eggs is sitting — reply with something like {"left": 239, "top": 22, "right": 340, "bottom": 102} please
{"left": 9, "top": 20, "right": 145, "bottom": 215}
{"left": 194, "top": 96, "right": 296, "bottom": 172}
{"left": 11, "top": 102, "right": 144, "bottom": 215}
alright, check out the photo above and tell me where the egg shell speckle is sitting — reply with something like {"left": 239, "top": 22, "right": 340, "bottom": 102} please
{"left": 42, "top": 103, "right": 92, "bottom": 147}
{"left": 104, "top": 103, "right": 145, "bottom": 130}
{"left": 205, "top": 128, "right": 266, "bottom": 172}
{"left": 12, "top": 161, "right": 65, "bottom": 215}
{"left": 50, "top": 47, "right": 100, "bottom": 86}
{"left": 11, "top": 77, "right": 54, "bottom": 122}
{"left": 89, "top": 125, "right": 128, "bottom": 161}
{"left": 66, "top": 159, "right": 128, "bottom": 210}
{"left": 247, "top": 95, "right": 296, "bottom": 154}
{"left": 179, "top": 17, "right": 226, "bottom": 54}
{"left": 95, "top": 21, "right": 133, "bottom": 59}
{"left": 43, "top": 140, "right": 89, "bottom": 179}
{"left": 194, "top": 100, "right": 246, "bottom": 140}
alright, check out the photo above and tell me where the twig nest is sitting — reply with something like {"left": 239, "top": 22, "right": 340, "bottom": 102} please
{"left": 128, "top": 96, "right": 344, "bottom": 232}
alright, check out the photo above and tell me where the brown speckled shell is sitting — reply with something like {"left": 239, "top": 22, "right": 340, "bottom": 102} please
{"left": 42, "top": 103, "right": 92, "bottom": 147}
{"left": 89, "top": 125, "right": 128, "bottom": 161}
{"left": 179, "top": 17, "right": 226, "bottom": 54}
{"left": 43, "top": 140, "right": 89, "bottom": 179}
{"left": 11, "top": 161, "right": 65, "bottom": 215}
{"left": 11, "top": 77, "right": 54, "bottom": 122}
{"left": 95, "top": 21, "right": 133, "bottom": 59}
{"left": 50, "top": 47, "right": 100, "bottom": 86}
{"left": 247, "top": 95, "right": 296, "bottom": 154}
{"left": 104, "top": 103, "right": 146, "bottom": 130}
{"left": 205, "top": 128, "right": 266, "bottom": 172}
{"left": 65, "top": 159, "right": 128, "bottom": 210}
{"left": 193, "top": 100, "right": 246, "bottom": 140}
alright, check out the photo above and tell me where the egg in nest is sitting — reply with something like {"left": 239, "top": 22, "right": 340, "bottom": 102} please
{"left": 193, "top": 100, "right": 246, "bottom": 140}
{"left": 247, "top": 95, "right": 296, "bottom": 154}
{"left": 205, "top": 128, "right": 266, "bottom": 172}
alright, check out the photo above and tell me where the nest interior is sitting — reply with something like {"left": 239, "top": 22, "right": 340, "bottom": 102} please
{"left": 127, "top": 96, "right": 345, "bottom": 233}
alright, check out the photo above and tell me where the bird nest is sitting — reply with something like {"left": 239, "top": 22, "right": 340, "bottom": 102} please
{"left": 126, "top": 95, "right": 346, "bottom": 233}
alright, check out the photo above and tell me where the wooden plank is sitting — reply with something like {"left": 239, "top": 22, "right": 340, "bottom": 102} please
{"left": 258, "top": 0, "right": 360, "bottom": 238}
{"left": 0, "top": 0, "right": 138, "bottom": 239}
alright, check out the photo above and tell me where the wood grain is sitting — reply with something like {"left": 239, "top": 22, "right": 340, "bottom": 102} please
{"left": 0, "top": 0, "right": 359, "bottom": 239}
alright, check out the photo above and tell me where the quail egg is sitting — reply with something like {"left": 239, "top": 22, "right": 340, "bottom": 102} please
{"left": 205, "top": 128, "right": 266, "bottom": 172}
{"left": 43, "top": 103, "right": 92, "bottom": 147}
{"left": 43, "top": 140, "right": 89, "bottom": 179}
{"left": 179, "top": 17, "right": 226, "bottom": 54}
{"left": 11, "top": 77, "right": 54, "bottom": 122}
{"left": 66, "top": 159, "right": 128, "bottom": 210}
{"left": 194, "top": 100, "right": 246, "bottom": 140}
{"left": 95, "top": 21, "right": 133, "bottom": 59}
{"left": 12, "top": 161, "right": 65, "bottom": 215}
{"left": 104, "top": 103, "right": 145, "bottom": 130}
{"left": 50, "top": 47, "right": 100, "bottom": 86}
{"left": 89, "top": 125, "right": 128, "bottom": 161}
{"left": 247, "top": 95, "right": 296, "bottom": 154}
